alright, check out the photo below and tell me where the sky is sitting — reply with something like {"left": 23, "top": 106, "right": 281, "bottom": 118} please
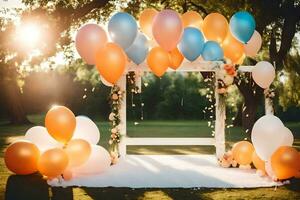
{"left": 0, "top": 0, "right": 24, "bottom": 8}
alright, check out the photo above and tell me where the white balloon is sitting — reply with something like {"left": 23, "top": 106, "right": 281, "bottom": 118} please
{"left": 251, "top": 115, "right": 285, "bottom": 161}
{"left": 252, "top": 61, "right": 275, "bottom": 89}
{"left": 281, "top": 126, "right": 294, "bottom": 146}
{"left": 72, "top": 145, "right": 111, "bottom": 175}
{"left": 265, "top": 160, "right": 275, "bottom": 178}
{"left": 72, "top": 116, "right": 100, "bottom": 144}
{"left": 100, "top": 75, "right": 113, "bottom": 87}
{"left": 24, "top": 126, "right": 61, "bottom": 152}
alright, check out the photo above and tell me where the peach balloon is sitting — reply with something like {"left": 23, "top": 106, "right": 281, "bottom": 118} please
{"left": 232, "top": 141, "right": 254, "bottom": 165}
{"left": 222, "top": 32, "right": 244, "bottom": 63}
{"left": 252, "top": 151, "right": 265, "bottom": 172}
{"left": 244, "top": 30, "right": 262, "bottom": 57}
{"left": 202, "top": 13, "right": 229, "bottom": 43}
{"left": 65, "top": 139, "right": 91, "bottom": 167}
{"left": 169, "top": 48, "right": 184, "bottom": 70}
{"left": 152, "top": 10, "right": 183, "bottom": 51}
{"left": 45, "top": 106, "right": 76, "bottom": 144}
{"left": 139, "top": 8, "right": 158, "bottom": 38}
{"left": 252, "top": 61, "right": 275, "bottom": 89}
{"left": 5, "top": 141, "right": 40, "bottom": 175}
{"left": 62, "top": 169, "right": 73, "bottom": 181}
{"left": 147, "top": 47, "right": 170, "bottom": 77}
{"left": 95, "top": 42, "right": 126, "bottom": 84}
{"left": 271, "top": 146, "right": 300, "bottom": 180}
{"left": 182, "top": 11, "right": 203, "bottom": 30}
{"left": 38, "top": 148, "right": 69, "bottom": 178}
{"left": 75, "top": 24, "right": 107, "bottom": 65}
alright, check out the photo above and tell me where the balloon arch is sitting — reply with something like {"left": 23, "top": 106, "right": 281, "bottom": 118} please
{"left": 74, "top": 9, "right": 276, "bottom": 158}
{"left": 5, "top": 9, "right": 299, "bottom": 183}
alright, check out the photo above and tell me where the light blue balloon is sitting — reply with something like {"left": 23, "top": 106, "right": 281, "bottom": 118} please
{"left": 178, "top": 27, "right": 205, "bottom": 61}
{"left": 108, "top": 12, "right": 138, "bottom": 49}
{"left": 125, "top": 32, "right": 149, "bottom": 65}
{"left": 229, "top": 11, "right": 256, "bottom": 43}
{"left": 202, "top": 41, "right": 224, "bottom": 61}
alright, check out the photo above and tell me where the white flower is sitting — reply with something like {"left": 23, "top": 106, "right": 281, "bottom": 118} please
{"left": 109, "top": 113, "right": 115, "bottom": 121}
{"left": 217, "top": 69, "right": 227, "bottom": 79}
{"left": 111, "top": 128, "right": 117, "bottom": 134}
{"left": 223, "top": 76, "right": 234, "bottom": 85}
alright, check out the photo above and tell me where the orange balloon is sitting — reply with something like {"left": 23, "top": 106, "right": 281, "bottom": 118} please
{"left": 169, "top": 48, "right": 184, "bottom": 70}
{"left": 235, "top": 54, "right": 246, "bottom": 65}
{"left": 45, "top": 106, "right": 76, "bottom": 144}
{"left": 62, "top": 169, "right": 73, "bottom": 181}
{"left": 38, "top": 148, "right": 69, "bottom": 178}
{"left": 271, "top": 146, "right": 300, "bottom": 180}
{"left": 252, "top": 151, "right": 265, "bottom": 172}
{"left": 5, "top": 141, "right": 40, "bottom": 175}
{"left": 202, "top": 13, "right": 228, "bottom": 43}
{"left": 296, "top": 151, "right": 300, "bottom": 178}
{"left": 182, "top": 11, "right": 203, "bottom": 30}
{"left": 65, "top": 139, "right": 91, "bottom": 167}
{"left": 232, "top": 141, "right": 254, "bottom": 165}
{"left": 222, "top": 32, "right": 244, "bottom": 63}
{"left": 147, "top": 47, "right": 170, "bottom": 77}
{"left": 95, "top": 42, "right": 126, "bottom": 84}
{"left": 139, "top": 8, "right": 158, "bottom": 38}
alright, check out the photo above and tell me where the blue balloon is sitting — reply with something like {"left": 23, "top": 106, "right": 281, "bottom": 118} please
{"left": 202, "top": 41, "right": 224, "bottom": 61}
{"left": 108, "top": 12, "right": 138, "bottom": 49}
{"left": 178, "top": 27, "right": 205, "bottom": 61}
{"left": 125, "top": 32, "right": 149, "bottom": 65}
{"left": 229, "top": 11, "right": 256, "bottom": 43}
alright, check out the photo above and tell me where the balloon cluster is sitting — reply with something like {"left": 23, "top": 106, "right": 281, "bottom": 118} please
{"left": 75, "top": 9, "right": 263, "bottom": 84}
{"left": 4, "top": 106, "right": 111, "bottom": 180}
{"left": 251, "top": 114, "right": 300, "bottom": 180}
{"left": 221, "top": 115, "right": 300, "bottom": 181}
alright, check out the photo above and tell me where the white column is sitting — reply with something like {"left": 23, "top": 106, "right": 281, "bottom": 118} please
{"left": 117, "top": 75, "right": 127, "bottom": 157}
{"left": 214, "top": 75, "right": 226, "bottom": 159}
{"left": 135, "top": 75, "right": 142, "bottom": 93}
{"left": 264, "top": 88, "right": 274, "bottom": 115}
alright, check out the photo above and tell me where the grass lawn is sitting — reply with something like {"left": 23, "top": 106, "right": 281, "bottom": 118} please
{"left": 0, "top": 114, "right": 299, "bottom": 199}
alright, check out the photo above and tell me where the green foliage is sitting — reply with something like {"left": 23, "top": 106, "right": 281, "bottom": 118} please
{"left": 128, "top": 72, "right": 240, "bottom": 120}
{"left": 277, "top": 53, "right": 300, "bottom": 109}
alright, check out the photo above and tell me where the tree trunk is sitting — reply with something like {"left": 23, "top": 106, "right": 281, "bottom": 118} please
{"left": 234, "top": 73, "right": 264, "bottom": 133}
{"left": 1, "top": 79, "right": 31, "bottom": 124}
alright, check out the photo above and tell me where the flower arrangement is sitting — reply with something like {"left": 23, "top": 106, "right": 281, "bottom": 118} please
{"left": 216, "top": 64, "right": 237, "bottom": 94}
{"left": 108, "top": 85, "right": 124, "bottom": 163}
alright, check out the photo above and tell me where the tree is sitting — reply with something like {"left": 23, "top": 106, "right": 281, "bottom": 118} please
{"left": 1, "top": 0, "right": 299, "bottom": 128}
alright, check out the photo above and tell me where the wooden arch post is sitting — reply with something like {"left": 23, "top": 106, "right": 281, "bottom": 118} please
{"left": 116, "top": 61, "right": 256, "bottom": 159}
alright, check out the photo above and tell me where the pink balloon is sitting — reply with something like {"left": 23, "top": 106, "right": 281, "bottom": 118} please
{"left": 75, "top": 24, "right": 107, "bottom": 65}
{"left": 152, "top": 10, "right": 183, "bottom": 51}
{"left": 244, "top": 31, "right": 262, "bottom": 57}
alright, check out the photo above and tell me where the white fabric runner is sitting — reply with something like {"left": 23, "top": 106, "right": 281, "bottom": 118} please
{"left": 48, "top": 155, "right": 283, "bottom": 188}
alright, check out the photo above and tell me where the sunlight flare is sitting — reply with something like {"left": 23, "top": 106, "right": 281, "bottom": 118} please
{"left": 16, "top": 23, "right": 41, "bottom": 47}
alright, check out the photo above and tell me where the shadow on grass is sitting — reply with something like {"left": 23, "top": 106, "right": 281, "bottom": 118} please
{"left": 5, "top": 174, "right": 73, "bottom": 200}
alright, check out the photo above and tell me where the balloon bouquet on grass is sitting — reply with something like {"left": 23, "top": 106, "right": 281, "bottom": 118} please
{"left": 5, "top": 106, "right": 111, "bottom": 182}
{"left": 219, "top": 114, "right": 300, "bottom": 182}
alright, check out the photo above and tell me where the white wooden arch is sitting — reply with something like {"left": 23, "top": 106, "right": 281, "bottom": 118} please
{"left": 116, "top": 60, "right": 271, "bottom": 159}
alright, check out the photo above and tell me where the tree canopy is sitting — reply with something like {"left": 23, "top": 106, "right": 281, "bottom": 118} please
{"left": 0, "top": 0, "right": 299, "bottom": 125}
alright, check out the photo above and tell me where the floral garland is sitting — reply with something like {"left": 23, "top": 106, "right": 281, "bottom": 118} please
{"left": 108, "top": 85, "right": 124, "bottom": 164}
{"left": 127, "top": 71, "right": 139, "bottom": 94}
